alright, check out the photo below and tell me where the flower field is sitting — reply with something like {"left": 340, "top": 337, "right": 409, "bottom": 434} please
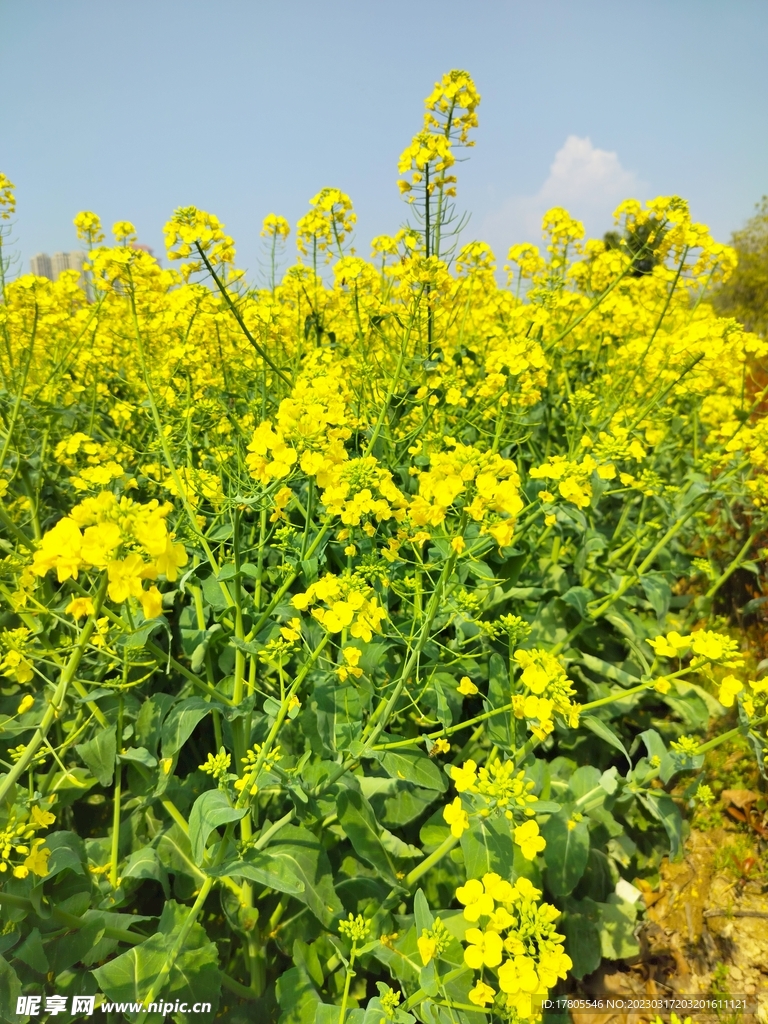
{"left": 0, "top": 70, "right": 767, "bottom": 1023}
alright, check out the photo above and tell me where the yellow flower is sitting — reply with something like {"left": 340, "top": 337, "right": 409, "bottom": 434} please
{"left": 417, "top": 933, "right": 436, "bottom": 966}
{"left": 24, "top": 841, "right": 51, "bottom": 877}
{"left": 140, "top": 586, "right": 164, "bottom": 619}
{"left": 154, "top": 536, "right": 188, "bottom": 581}
{"left": 458, "top": 675, "right": 478, "bottom": 696}
{"left": 463, "top": 927, "right": 503, "bottom": 969}
{"left": 513, "top": 819, "right": 546, "bottom": 859}
{"left": 443, "top": 797, "right": 469, "bottom": 838}
{"left": 468, "top": 980, "right": 496, "bottom": 1007}
{"left": 65, "top": 596, "right": 95, "bottom": 620}
{"left": 30, "top": 806, "right": 55, "bottom": 828}
{"left": 456, "top": 878, "right": 494, "bottom": 922}
{"left": 451, "top": 536, "right": 466, "bottom": 554}
{"left": 450, "top": 759, "right": 478, "bottom": 792}
{"left": 107, "top": 553, "right": 153, "bottom": 603}
{"left": 16, "top": 694, "right": 34, "bottom": 715}
{"left": 718, "top": 674, "right": 743, "bottom": 707}
{"left": 280, "top": 618, "right": 302, "bottom": 641}
{"left": 431, "top": 738, "right": 450, "bottom": 755}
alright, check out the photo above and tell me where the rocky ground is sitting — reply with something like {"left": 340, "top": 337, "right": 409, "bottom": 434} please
{"left": 572, "top": 793, "right": 768, "bottom": 1024}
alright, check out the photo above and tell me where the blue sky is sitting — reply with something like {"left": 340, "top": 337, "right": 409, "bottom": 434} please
{"left": 2, "top": 1, "right": 767, "bottom": 280}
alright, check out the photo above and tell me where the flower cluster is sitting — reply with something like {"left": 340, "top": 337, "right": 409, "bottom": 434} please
{"left": 647, "top": 629, "right": 743, "bottom": 667}
{"left": 30, "top": 491, "right": 185, "bottom": 617}
{"left": 455, "top": 873, "right": 572, "bottom": 1018}
{"left": 292, "top": 573, "right": 386, "bottom": 640}
{"left": 411, "top": 441, "right": 524, "bottom": 546}
{"left": 513, "top": 649, "right": 579, "bottom": 738}
{"left": 0, "top": 806, "right": 55, "bottom": 879}
{"left": 445, "top": 758, "right": 545, "bottom": 859}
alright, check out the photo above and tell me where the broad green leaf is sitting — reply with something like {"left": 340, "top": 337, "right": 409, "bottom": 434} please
{"left": 269, "top": 824, "right": 344, "bottom": 928}
{"left": 161, "top": 697, "right": 212, "bottom": 758}
{"left": 640, "top": 574, "right": 672, "bottom": 619}
{"left": 219, "top": 849, "right": 306, "bottom": 895}
{"left": 93, "top": 902, "right": 221, "bottom": 1022}
{"left": 413, "top": 888, "right": 434, "bottom": 933}
{"left": 157, "top": 823, "right": 207, "bottom": 887}
{"left": 188, "top": 789, "right": 246, "bottom": 863}
{"left": 0, "top": 957, "right": 22, "bottom": 1015}
{"left": 638, "top": 728, "right": 667, "bottom": 762}
{"left": 580, "top": 653, "right": 641, "bottom": 688}
{"left": 118, "top": 745, "right": 157, "bottom": 768}
{"left": 276, "top": 964, "right": 321, "bottom": 1024}
{"left": 460, "top": 814, "right": 514, "bottom": 879}
{"left": 562, "top": 586, "right": 594, "bottom": 616}
{"left": 14, "top": 927, "right": 48, "bottom": 973}
{"left": 314, "top": 680, "right": 363, "bottom": 753}
{"left": 567, "top": 765, "right": 602, "bottom": 801}
{"left": 45, "top": 831, "right": 87, "bottom": 877}
{"left": 596, "top": 896, "right": 639, "bottom": 960}
{"left": 46, "top": 915, "right": 106, "bottom": 977}
{"left": 75, "top": 725, "right": 116, "bottom": 786}
{"left": 542, "top": 811, "right": 590, "bottom": 896}
{"left": 122, "top": 846, "right": 170, "bottom": 897}
{"left": 379, "top": 749, "right": 446, "bottom": 791}
{"left": 135, "top": 693, "right": 175, "bottom": 755}
{"left": 638, "top": 792, "right": 683, "bottom": 859}
{"left": 336, "top": 789, "right": 398, "bottom": 885}
{"left": 563, "top": 898, "right": 602, "bottom": 979}
{"left": 582, "top": 716, "right": 631, "bottom": 768}
{"left": 487, "top": 653, "right": 512, "bottom": 750}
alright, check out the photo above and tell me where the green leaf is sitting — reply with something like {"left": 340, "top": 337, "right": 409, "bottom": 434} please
{"left": 413, "top": 888, "right": 434, "bottom": 933}
{"left": 118, "top": 745, "right": 157, "bottom": 768}
{"left": 579, "top": 653, "right": 641, "bottom": 688}
{"left": 336, "top": 789, "right": 398, "bottom": 885}
{"left": 93, "top": 900, "right": 220, "bottom": 1022}
{"left": 135, "top": 693, "right": 175, "bottom": 756}
{"left": 487, "top": 653, "right": 511, "bottom": 750}
{"left": 562, "top": 586, "right": 594, "bottom": 616}
{"left": 46, "top": 915, "right": 106, "bottom": 976}
{"left": 638, "top": 792, "right": 683, "bottom": 860}
{"left": 582, "top": 716, "right": 631, "bottom": 768}
{"left": 122, "top": 846, "right": 170, "bottom": 897}
{"left": 641, "top": 574, "right": 671, "bottom": 619}
{"left": 14, "top": 927, "right": 49, "bottom": 973}
{"left": 0, "top": 957, "right": 22, "bottom": 1015}
{"left": 202, "top": 572, "right": 229, "bottom": 611}
{"left": 276, "top": 964, "right": 321, "bottom": 1024}
{"left": 161, "top": 697, "right": 212, "bottom": 758}
{"left": 379, "top": 750, "right": 446, "bottom": 791}
{"left": 563, "top": 898, "right": 602, "bottom": 979}
{"left": 596, "top": 896, "right": 639, "bottom": 960}
{"left": 542, "top": 811, "right": 590, "bottom": 896}
{"left": 157, "top": 824, "right": 207, "bottom": 888}
{"left": 188, "top": 789, "right": 246, "bottom": 863}
{"left": 638, "top": 728, "right": 667, "bottom": 762}
{"left": 75, "top": 725, "right": 116, "bottom": 786}
{"left": 218, "top": 849, "right": 306, "bottom": 895}
{"left": 269, "top": 824, "right": 344, "bottom": 928}
{"left": 120, "top": 619, "right": 164, "bottom": 650}
{"left": 314, "top": 680, "right": 363, "bottom": 754}
{"left": 45, "top": 831, "right": 87, "bottom": 877}
{"left": 567, "top": 765, "right": 602, "bottom": 801}
{"left": 460, "top": 814, "right": 514, "bottom": 879}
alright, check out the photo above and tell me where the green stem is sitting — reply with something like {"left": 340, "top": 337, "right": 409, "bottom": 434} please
{"left": 109, "top": 695, "right": 124, "bottom": 889}
{"left": 0, "top": 576, "right": 108, "bottom": 804}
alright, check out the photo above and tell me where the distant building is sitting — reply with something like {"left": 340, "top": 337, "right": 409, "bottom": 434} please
{"left": 30, "top": 253, "right": 53, "bottom": 279}
{"left": 31, "top": 251, "right": 86, "bottom": 288}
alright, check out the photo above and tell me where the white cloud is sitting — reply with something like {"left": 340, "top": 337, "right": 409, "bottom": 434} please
{"left": 481, "top": 135, "right": 646, "bottom": 258}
